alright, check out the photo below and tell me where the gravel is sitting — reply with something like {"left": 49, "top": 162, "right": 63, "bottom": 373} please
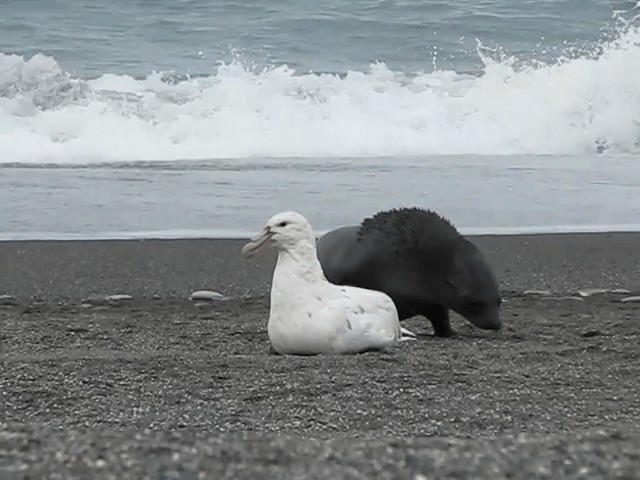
{"left": 1, "top": 235, "right": 639, "bottom": 478}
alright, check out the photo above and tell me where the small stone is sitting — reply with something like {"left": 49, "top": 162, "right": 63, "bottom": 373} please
{"left": 82, "top": 294, "right": 133, "bottom": 306}
{"left": 582, "top": 330, "right": 601, "bottom": 337}
{"left": 523, "top": 290, "right": 551, "bottom": 296}
{"left": 609, "top": 288, "right": 631, "bottom": 295}
{"left": 0, "top": 294, "right": 18, "bottom": 305}
{"left": 152, "top": 294, "right": 162, "bottom": 300}
{"left": 67, "top": 325, "right": 90, "bottom": 334}
{"left": 80, "top": 303, "right": 93, "bottom": 309}
{"left": 578, "top": 288, "right": 609, "bottom": 297}
{"left": 620, "top": 296, "right": 640, "bottom": 303}
{"left": 105, "top": 294, "right": 133, "bottom": 302}
{"left": 194, "top": 302, "right": 213, "bottom": 309}
{"left": 553, "top": 296, "right": 584, "bottom": 302}
{"left": 190, "top": 290, "right": 225, "bottom": 301}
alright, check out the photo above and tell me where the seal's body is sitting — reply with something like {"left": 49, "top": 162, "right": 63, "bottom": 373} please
{"left": 316, "top": 208, "right": 502, "bottom": 337}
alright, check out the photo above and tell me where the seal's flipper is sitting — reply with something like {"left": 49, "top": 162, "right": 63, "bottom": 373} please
{"left": 423, "top": 304, "right": 454, "bottom": 337}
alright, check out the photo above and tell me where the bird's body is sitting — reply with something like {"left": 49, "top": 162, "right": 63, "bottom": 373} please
{"left": 242, "top": 211, "right": 407, "bottom": 355}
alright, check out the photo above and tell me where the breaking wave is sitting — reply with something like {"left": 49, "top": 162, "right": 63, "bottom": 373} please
{"left": 1, "top": 15, "right": 638, "bottom": 164}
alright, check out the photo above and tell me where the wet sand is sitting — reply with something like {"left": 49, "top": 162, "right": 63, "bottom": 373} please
{"left": 1, "top": 234, "right": 640, "bottom": 478}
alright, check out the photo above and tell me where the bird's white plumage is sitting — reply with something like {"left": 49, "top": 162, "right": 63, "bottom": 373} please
{"left": 243, "top": 211, "right": 407, "bottom": 355}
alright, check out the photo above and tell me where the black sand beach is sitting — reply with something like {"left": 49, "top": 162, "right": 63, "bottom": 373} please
{"left": 2, "top": 233, "right": 640, "bottom": 478}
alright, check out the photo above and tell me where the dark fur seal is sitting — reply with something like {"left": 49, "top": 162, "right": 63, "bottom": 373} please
{"left": 316, "top": 207, "right": 502, "bottom": 337}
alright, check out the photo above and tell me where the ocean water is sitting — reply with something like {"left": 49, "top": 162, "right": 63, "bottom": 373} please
{"left": 1, "top": 0, "right": 639, "bottom": 239}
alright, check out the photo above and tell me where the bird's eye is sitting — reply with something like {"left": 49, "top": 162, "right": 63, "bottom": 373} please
{"left": 278, "top": 221, "right": 288, "bottom": 227}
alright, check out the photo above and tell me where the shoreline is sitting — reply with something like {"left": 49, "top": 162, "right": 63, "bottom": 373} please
{"left": 3, "top": 223, "right": 640, "bottom": 242}
{"left": 5, "top": 155, "right": 640, "bottom": 247}
{"left": 1, "top": 231, "right": 639, "bottom": 301}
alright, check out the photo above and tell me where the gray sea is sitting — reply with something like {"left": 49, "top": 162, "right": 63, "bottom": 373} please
{"left": 1, "top": 0, "right": 639, "bottom": 239}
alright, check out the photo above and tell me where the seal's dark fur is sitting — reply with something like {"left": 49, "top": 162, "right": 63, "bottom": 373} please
{"left": 359, "top": 207, "right": 460, "bottom": 245}
{"left": 358, "top": 207, "right": 464, "bottom": 256}
{"left": 357, "top": 207, "right": 465, "bottom": 276}
{"left": 316, "top": 206, "right": 502, "bottom": 337}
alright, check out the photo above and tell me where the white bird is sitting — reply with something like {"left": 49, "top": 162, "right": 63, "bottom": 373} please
{"left": 242, "top": 211, "right": 415, "bottom": 355}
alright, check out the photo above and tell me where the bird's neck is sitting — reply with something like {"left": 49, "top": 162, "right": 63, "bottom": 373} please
{"left": 274, "top": 240, "right": 326, "bottom": 284}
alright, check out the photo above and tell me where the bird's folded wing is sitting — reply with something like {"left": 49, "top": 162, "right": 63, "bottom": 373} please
{"left": 313, "top": 289, "right": 399, "bottom": 348}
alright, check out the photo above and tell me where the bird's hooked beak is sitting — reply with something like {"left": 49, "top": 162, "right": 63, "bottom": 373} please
{"left": 242, "top": 226, "right": 273, "bottom": 255}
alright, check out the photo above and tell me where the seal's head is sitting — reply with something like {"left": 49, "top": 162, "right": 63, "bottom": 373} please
{"left": 242, "top": 211, "right": 316, "bottom": 255}
{"left": 445, "top": 239, "right": 502, "bottom": 331}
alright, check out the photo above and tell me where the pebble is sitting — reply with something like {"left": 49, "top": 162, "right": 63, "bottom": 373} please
{"left": 577, "top": 288, "right": 609, "bottom": 298}
{"left": 550, "top": 296, "right": 584, "bottom": 302}
{"left": 106, "top": 294, "right": 133, "bottom": 302}
{"left": 81, "top": 294, "right": 133, "bottom": 306}
{"left": 582, "top": 330, "right": 601, "bottom": 338}
{"left": 523, "top": 290, "right": 552, "bottom": 296}
{"left": 0, "top": 294, "right": 18, "bottom": 306}
{"left": 577, "top": 288, "right": 632, "bottom": 297}
{"left": 620, "top": 296, "right": 640, "bottom": 304}
{"left": 190, "top": 290, "right": 225, "bottom": 301}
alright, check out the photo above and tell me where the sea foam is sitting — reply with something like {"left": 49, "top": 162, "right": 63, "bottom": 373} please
{"left": 0, "top": 17, "right": 638, "bottom": 164}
